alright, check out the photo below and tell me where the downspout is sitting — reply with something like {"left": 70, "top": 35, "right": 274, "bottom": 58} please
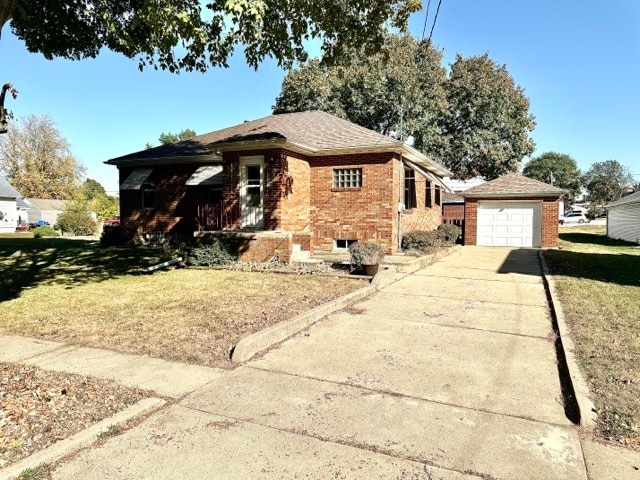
{"left": 398, "top": 156, "right": 404, "bottom": 250}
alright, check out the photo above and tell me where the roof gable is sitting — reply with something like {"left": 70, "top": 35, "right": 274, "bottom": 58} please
{"left": 0, "top": 175, "right": 21, "bottom": 198}
{"left": 606, "top": 190, "right": 640, "bottom": 208}
{"left": 461, "top": 173, "right": 567, "bottom": 198}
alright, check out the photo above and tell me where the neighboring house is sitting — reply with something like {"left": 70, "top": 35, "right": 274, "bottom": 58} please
{"left": 461, "top": 173, "right": 567, "bottom": 248}
{"left": 24, "top": 198, "right": 68, "bottom": 226}
{"left": 441, "top": 191, "right": 465, "bottom": 233}
{"left": 106, "top": 110, "right": 451, "bottom": 261}
{"left": 0, "top": 175, "right": 25, "bottom": 233}
{"left": 605, "top": 191, "right": 640, "bottom": 244}
{"left": 442, "top": 176, "right": 485, "bottom": 193}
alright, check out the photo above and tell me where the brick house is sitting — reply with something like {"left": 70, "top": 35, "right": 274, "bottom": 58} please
{"left": 106, "top": 111, "right": 451, "bottom": 261}
{"left": 461, "top": 173, "right": 567, "bottom": 248}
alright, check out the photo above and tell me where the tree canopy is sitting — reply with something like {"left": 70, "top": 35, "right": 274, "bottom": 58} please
{"left": 79, "top": 178, "right": 118, "bottom": 220}
{"left": 1, "top": 0, "right": 421, "bottom": 72}
{"left": 583, "top": 160, "right": 634, "bottom": 204}
{"left": 146, "top": 128, "right": 197, "bottom": 149}
{"left": 522, "top": 151, "right": 582, "bottom": 200}
{"left": 274, "top": 34, "right": 449, "bottom": 159}
{"left": 274, "top": 43, "right": 535, "bottom": 179}
{"left": 0, "top": 114, "right": 85, "bottom": 199}
{"left": 440, "top": 54, "right": 536, "bottom": 180}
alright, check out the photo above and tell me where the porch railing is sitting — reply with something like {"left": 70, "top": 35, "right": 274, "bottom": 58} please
{"left": 197, "top": 203, "right": 225, "bottom": 231}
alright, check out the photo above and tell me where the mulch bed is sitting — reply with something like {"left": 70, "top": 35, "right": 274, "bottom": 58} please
{"left": 0, "top": 362, "right": 147, "bottom": 468}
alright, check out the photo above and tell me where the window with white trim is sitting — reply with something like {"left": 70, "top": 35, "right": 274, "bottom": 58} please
{"left": 333, "top": 168, "right": 362, "bottom": 188}
{"left": 404, "top": 168, "right": 416, "bottom": 209}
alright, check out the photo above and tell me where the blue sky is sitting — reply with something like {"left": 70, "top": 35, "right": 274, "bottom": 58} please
{"left": 1, "top": 0, "right": 639, "bottom": 194}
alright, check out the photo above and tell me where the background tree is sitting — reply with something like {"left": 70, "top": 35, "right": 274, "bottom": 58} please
{"left": 79, "top": 178, "right": 118, "bottom": 220}
{"left": 57, "top": 200, "right": 97, "bottom": 236}
{"left": 274, "top": 34, "right": 449, "bottom": 159}
{"left": 0, "top": 114, "right": 85, "bottom": 198}
{"left": 583, "top": 160, "right": 634, "bottom": 204}
{"left": 440, "top": 54, "right": 536, "bottom": 180}
{"left": 146, "top": 128, "right": 197, "bottom": 149}
{"left": 1, "top": 0, "right": 420, "bottom": 72}
{"left": 522, "top": 152, "right": 582, "bottom": 200}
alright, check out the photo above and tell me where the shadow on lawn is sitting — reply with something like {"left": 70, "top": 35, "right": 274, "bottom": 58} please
{"left": 559, "top": 231, "right": 636, "bottom": 247}
{"left": 0, "top": 238, "right": 163, "bottom": 303}
{"left": 544, "top": 249, "right": 640, "bottom": 287}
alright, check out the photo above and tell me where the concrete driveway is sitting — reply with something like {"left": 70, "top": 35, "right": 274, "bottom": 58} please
{"left": 53, "top": 247, "right": 587, "bottom": 480}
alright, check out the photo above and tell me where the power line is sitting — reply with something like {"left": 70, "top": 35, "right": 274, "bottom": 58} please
{"left": 427, "top": 0, "right": 444, "bottom": 44}
{"left": 421, "top": 0, "right": 432, "bottom": 41}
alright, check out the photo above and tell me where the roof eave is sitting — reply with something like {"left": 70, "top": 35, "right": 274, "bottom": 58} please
{"left": 462, "top": 191, "right": 567, "bottom": 199}
{"left": 105, "top": 154, "right": 222, "bottom": 166}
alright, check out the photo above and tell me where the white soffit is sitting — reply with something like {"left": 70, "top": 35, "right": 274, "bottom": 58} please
{"left": 186, "top": 165, "right": 224, "bottom": 186}
{"left": 121, "top": 168, "right": 153, "bottom": 190}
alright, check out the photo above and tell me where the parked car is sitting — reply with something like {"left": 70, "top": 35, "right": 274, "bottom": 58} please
{"left": 559, "top": 211, "right": 590, "bottom": 225}
{"left": 103, "top": 216, "right": 120, "bottom": 227}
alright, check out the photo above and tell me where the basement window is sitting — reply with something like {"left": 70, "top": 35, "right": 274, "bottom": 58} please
{"left": 335, "top": 239, "right": 357, "bottom": 250}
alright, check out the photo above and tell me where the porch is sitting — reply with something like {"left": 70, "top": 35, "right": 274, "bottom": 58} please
{"left": 196, "top": 203, "right": 262, "bottom": 231}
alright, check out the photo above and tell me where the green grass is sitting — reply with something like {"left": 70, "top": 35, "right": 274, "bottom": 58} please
{"left": 0, "top": 237, "right": 365, "bottom": 368}
{"left": 544, "top": 225, "right": 640, "bottom": 449}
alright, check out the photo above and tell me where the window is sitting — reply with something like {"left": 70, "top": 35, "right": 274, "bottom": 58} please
{"left": 142, "top": 182, "right": 155, "bottom": 209}
{"left": 333, "top": 168, "right": 362, "bottom": 188}
{"left": 435, "top": 184, "right": 441, "bottom": 206}
{"left": 335, "top": 239, "right": 357, "bottom": 249}
{"left": 404, "top": 168, "right": 416, "bottom": 209}
{"left": 425, "top": 180, "right": 433, "bottom": 208}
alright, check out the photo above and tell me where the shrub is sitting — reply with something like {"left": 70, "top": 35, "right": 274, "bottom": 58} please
{"left": 348, "top": 241, "right": 385, "bottom": 269}
{"left": 100, "top": 226, "right": 134, "bottom": 247}
{"left": 32, "top": 226, "right": 59, "bottom": 238}
{"left": 188, "top": 237, "right": 238, "bottom": 266}
{"left": 437, "top": 223, "right": 462, "bottom": 244}
{"left": 402, "top": 230, "right": 445, "bottom": 252}
{"left": 57, "top": 209, "right": 97, "bottom": 236}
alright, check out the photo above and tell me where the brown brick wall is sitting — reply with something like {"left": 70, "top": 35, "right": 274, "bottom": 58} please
{"left": 463, "top": 197, "right": 561, "bottom": 247}
{"left": 119, "top": 164, "right": 209, "bottom": 234}
{"left": 400, "top": 171, "right": 442, "bottom": 234}
{"left": 309, "top": 153, "right": 397, "bottom": 253}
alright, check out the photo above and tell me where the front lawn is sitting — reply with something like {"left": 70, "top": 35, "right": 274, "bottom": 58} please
{"left": 0, "top": 237, "right": 366, "bottom": 368}
{"left": 544, "top": 225, "right": 640, "bottom": 449}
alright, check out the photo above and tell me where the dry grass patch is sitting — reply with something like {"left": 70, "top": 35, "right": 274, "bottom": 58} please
{"left": 545, "top": 225, "right": 640, "bottom": 449}
{"left": 0, "top": 238, "right": 366, "bottom": 368}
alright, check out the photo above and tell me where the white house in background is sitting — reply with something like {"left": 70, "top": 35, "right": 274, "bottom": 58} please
{"left": 605, "top": 191, "right": 640, "bottom": 244}
{"left": 24, "top": 198, "right": 68, "bottom": 226}
{"left": 0, "top": 175, "right": 28, "bottom": 233}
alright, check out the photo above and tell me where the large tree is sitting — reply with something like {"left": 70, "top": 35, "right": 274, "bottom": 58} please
{"left": 440, "top": 54, "right": 536, "bottom": 180}
{"left": 0, "top": 114, "right": 85, "bottom": 199}
{"left": 583, "top": 160, "right": 634, "bottom": 204}
{"left": 1, "top": 0, "right": 420, "bottom": 72}
{"left": 79, "top": 178, "right": 118, "bottom": 220}
{"left": 274, "top": 34, "right": 449, "bottom": 158}
{"left": 523, "top": 152, "right": 582, "bottom": 200}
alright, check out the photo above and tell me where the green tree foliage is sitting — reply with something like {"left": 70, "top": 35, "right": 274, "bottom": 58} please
{"left": 523, "top": 152, "right": 582, "bottom": 200}
{"left": 57, "top": 200, "right": 97, "bottom": 236}
{"left": 583, "top": 160, "right": 634, "bottom": 204}
{"left": 0, "top": 114, "right": 85, "bottom": 198}
{"left": 274, "top": 34, "right": 449, "bottom": 158}
{"left": 78, "top": 178, "right": 118, "bottom": 220}
{"left": 2, "top": 0, "right": 420, "bottom": 72}
{"left": 159, "top": 128, "right": 196, "bottom": 144}
{"left": 440, "top": 54, "right": 536, "bottom": 180}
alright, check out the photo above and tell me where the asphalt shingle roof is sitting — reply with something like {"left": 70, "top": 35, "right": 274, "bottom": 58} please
{"left": 107, "top": 111, "right": 402, "bottom": 164}
{"left": 0, "top": 175, "right": 21, "bottom": 198}
{"left": 606, "top": 190, "right": 640, "bottom": 208}
{"left": 461, "top": 173, "right": 567, "bottom": 197}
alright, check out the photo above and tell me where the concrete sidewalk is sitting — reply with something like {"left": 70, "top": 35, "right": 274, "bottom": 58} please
{"left": 3, "top": 247, "right": 639, "bottom": 479}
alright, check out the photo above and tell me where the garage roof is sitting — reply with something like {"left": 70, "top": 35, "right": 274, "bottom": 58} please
{"left": 605, "top": 191, "right": 640, "bottom": 208}
{"left": 461, "top": 173, "right": 567, "bottom": 199}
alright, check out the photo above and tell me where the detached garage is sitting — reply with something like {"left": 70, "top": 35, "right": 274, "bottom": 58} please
{"left": 605, "top": 191, "right": 640, "bottom": 244}
{"left": 461, "top": 173, "right": 566, "bottom": 248}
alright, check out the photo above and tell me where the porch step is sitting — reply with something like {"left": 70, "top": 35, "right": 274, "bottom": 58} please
{"left": 291, "top": 258, "right": 325, "bottom": 267}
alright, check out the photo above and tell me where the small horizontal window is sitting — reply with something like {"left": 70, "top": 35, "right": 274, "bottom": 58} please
{"left": 335, "top": 239, "right": 357, "bottom": 249}
{"left": 333, "top": 168, "right": 362, "bottom": 188}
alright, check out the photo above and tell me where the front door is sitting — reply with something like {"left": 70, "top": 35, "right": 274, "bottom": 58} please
{"left": 240, "top": 156, "right": 264, "bottom": 228}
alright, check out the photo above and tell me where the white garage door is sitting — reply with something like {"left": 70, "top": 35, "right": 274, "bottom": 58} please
{"left": 477, "top": 202, "right": 541, "bottom": 247}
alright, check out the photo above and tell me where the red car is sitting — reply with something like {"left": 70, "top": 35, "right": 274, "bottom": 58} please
{"left": 103, "top": 216, "right": 120, "bottom": 227}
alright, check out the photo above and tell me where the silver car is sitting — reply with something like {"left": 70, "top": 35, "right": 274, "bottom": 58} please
{"left": 559, "top": 211, "right": 590, "bottom": 224}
